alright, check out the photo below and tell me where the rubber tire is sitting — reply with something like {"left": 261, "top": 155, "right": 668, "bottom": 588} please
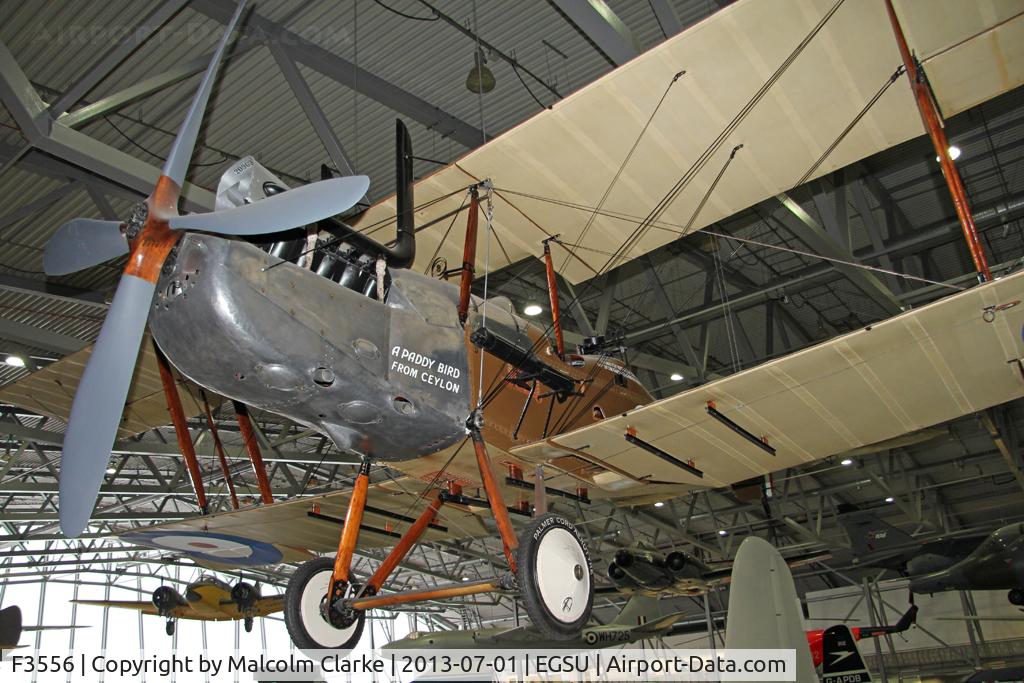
{"left": 516, "top": 512, "right": 593, "bottom": 640}
{"left": 244, "top": 616, "right": 254, "bottom": 633}
{"left": 165, "top": 620, "right": 175, "bottom": 637}
{"left": 285, "top": 556, "right": 365, "bottom": 651}
{"left": 1009, "top": 588, "right": 1024, "bottom": 606}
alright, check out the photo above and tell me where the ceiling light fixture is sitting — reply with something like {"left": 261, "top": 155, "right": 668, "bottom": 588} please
{"left": 670, "top": 373, "right": 684, "bottom": 382}
{"left": 717, "top": 529, "right": 728, "bottom": 536}
{"left": 936, "top": 145, "right": 961, "bottom": 163}
{"left": 4, "top": 354, "right": 25, "bottom": 368}
{"left": 105, "top": 467, "right": 116, "bottom": 475}
{"left": 840, "top": 458, "right": 853, "bottom": 466}
{"left": 654, "top": 501, "right": 664, "bottom": 508}
{"left": 465, "top": 48, "right": 495, "bottom": 94}
{"left": 523, "top": 304, "right": 542, "bottom": 316}
{"left": 885, "top": 496, "right": 895, "bottom": 503}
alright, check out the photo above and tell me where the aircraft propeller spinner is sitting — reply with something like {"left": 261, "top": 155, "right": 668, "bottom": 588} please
{"left": 43, "top": 0, "right": 370, "bottom": 537}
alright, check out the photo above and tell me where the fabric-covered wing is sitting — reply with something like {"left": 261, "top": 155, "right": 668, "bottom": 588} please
{"left": 0, "top": 332, "right": 218, "bottom": 438}
{"left": 513, "top": 271, "right": 1024, "bottom": 504}
{"left": 350, "top": 0, "right": 1022, "bottom": 283}
{"left": 121, "top": 471, "right": 490, "bottom": 568}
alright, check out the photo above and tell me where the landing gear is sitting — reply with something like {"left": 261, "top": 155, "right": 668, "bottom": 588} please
{"left": 165, "top": 619, "right": 175, "bottom": 637}
{"left": 284, "top": 557, "right": 365, "bottom": 650}
{"left": 244, "top": 616, "right": 254, "bottom": 633}
{"left": 1008, "top": 588, "right": 1024, "bottom": 606}
{"left": 516, "top": 513, "right": 593, "bottom": 639}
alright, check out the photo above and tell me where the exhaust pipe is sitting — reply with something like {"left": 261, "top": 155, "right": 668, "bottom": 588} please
{"left": 317, "top": 119, "right": 417, "bottom": 269}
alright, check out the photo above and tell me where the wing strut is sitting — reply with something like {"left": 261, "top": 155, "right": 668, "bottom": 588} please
{"left": 155, "top": 343, "right": 208, "bottom": 513}
{"left": 202, "top": 391, "right": 238, "bottom": 510}
{"left": 234, "top": 402, "right": 274, "bottom": 504}
{"left": 457, "top": 187, "right": 480, "bottom": 325}
{"left": 542, "top": 237, "right": 565, "bottom": 358}
{"left": 883, "top": 0, "right": 990, "bottom": 282}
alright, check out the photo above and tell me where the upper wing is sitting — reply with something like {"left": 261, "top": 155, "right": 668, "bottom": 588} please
{"left": 513, "top": 270, "right": 1024, "bottom": 502}
{"left": 0, "top": 331, "right": 219, "bottom": 439}
{"left": 350, "top": 1, "right": 1020, "bottom": 283}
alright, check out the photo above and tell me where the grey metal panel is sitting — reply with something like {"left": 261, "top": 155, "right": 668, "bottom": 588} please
{"left": 551, "top": 0, "right": 640, "bottom": 67}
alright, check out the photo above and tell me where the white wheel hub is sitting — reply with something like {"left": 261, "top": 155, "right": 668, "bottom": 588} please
{"left": 534, "top": 527, "right": 590, "bottom": 623}
{"left": 298, "top": 568, "right": 359, "bottom": 648}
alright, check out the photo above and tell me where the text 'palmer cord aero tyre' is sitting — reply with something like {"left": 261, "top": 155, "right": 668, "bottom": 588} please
{"left": 516, "top": 513, "right": 594, "bottom": 639}
{"left": 284, "top": 557, "right": 365, "bottom": 651}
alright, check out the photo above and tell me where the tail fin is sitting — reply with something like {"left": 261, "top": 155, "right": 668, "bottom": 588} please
{"left": 725, "top": 537, "right": 817, "bottom": 681}
{"left": 822, "top": 624, "right": 873, "bottom": 682}
{"left": 859, "top": 604, "right": 918, "bottom": 639}
{"left": 0, "top": 605, "right": 23, "bottom": 648}
{"left": 612, "top": 595, "right": 661, "bottom": 627}
{"left": 838, "top": 509, "right": 915, "bottom": 558}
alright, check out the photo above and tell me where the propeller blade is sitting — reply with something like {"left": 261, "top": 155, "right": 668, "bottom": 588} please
{"left": 167, "top": 176, "right": 370, "bottom": 235}
{"left": 59, "top": 274, "right": 156, "bottom": 537}
{"left": 42, "top": 218, "right": 128, "bottom": 276}
{"left": 162, "top": 0, "right": 247, "bottom": 187}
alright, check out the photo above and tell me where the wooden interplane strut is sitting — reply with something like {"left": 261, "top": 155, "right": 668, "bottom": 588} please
{"left": 457, "top": 188, "right": 480, "bottom": 325}
{"left": 154, "top": 342, "right": 207, "bottom": 512}
{"left": 233, "top": 401, "right": 274, "bottom": 505}
{"left": 883, "top": 0, "right": 991, "bottom": 281}
{"left": 201, "top": 391, "right": 238, "bottom": 510}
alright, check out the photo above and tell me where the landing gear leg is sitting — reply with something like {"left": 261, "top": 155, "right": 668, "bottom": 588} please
{"left": 284, "top": 455, "right": 371, "bottom": 650}
{"left": 469, "top": 418, "right": 593, "bottom": 639}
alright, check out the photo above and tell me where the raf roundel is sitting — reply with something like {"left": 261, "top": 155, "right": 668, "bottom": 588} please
{"left": 122, "top": 530, "right": 283, "bottom": 566}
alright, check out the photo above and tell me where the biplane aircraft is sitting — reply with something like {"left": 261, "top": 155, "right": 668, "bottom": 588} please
{"left": 2, "top": 0, "right": 1023, "bottom": 652}
{"left": 73, "top": 576, "right": 281, "bottom": 636}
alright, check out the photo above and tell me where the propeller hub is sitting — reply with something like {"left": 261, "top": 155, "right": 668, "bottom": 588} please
{"left": 125, "top": 203, "right": 148, "bottom": 240}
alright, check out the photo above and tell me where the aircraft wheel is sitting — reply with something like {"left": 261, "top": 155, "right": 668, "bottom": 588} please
{"left": 165, "top": 619, "right": 175, "bottom": 637}
{"left": 285, "top": 557, "right": 365, "bottom": 651}
{"left": 516, "top": 513, "right": 593, "bottom": 639}
{"left": 1009, "top": 588, "right": 1024, "bottom": 606}
{"left": 244, "top": 616, "right": 254, "bottom": 633}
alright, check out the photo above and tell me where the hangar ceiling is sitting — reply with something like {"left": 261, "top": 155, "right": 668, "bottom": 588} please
{"left": 0, "top": 0, "right": 1023, "bottom": 670}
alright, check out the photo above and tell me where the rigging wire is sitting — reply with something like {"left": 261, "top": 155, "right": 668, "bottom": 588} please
{"left": 423, "top": 190, "right": 471, "bottom": 275}
{"left": 701, "top": 228, "right": 965, "bottom": 291}
{"left": 711, "top": 235, "right": 742, "bottom": 372}
{"left": 559, "top": 69, "right": 686, "bottom": 272}
{"left": 495, "top": 187, "right": 965, "bottom": 293}
{"left": 599, "top": 0, "right": 847, "bottom": 277}
{"left": 794, "top": 65, "right": 905, "bottom": 187}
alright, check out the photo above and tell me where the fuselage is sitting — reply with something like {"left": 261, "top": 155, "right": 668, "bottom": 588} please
{"left": 180, "top": 577, "right": 237, "bottom": 619}
{"left": 149, "top": 234, "right": 651, "bottom": 462}
{"left": 910, "top": 523, "right": 1024, "bottom": 594}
